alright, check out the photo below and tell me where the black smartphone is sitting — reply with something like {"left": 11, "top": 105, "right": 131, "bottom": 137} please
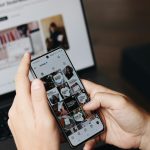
{"left": 30, "top": 48, "right": 104, "bottom": 148}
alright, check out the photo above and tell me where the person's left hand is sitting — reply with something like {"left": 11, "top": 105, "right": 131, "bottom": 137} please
{"left": 8, "top": 53, "right": 60, "bottom": 150}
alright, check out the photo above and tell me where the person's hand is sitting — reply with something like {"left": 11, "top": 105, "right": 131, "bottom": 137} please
{"left": 82, "top": 80, "right": 150, "bottom": 150}
{"left": 8, "top": 53, "right": 60, "bottom": 150}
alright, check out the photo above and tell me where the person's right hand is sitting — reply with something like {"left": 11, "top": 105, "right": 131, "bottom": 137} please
{"left": 82, "top": 80, "right": 150, "bottom": 150}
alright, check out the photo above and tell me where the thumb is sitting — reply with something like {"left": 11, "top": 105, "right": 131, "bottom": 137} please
{"left": 84, "top": 92, "right": 126, "bottom": 111}
{"left": 31, "top": 79, "right": 53, "bottom": 119}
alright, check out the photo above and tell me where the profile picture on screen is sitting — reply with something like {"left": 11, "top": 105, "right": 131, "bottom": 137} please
{"left": 49, "top": 94, "right": 60, "bottom": 105}
{"left": 71, "top": 108, "right": 85, "bottom": 125}
{"left": 51, "top": 70, "right": 65, "bottom": 86}
{"left": 41, "top": 74, "right": 55, "bottom": 91}
{"left": 71, "top": 82, "right": 82, "bottom": 94}
{"left": 58, "top": 114, "right": 76, "bottom": 130}
{"left": 76, "top": 92, "right": 88, "bottom": 105}
{"left": 63, "top": 65, "right": 74, "bottom": 80}
{"left": 53, "top": 101, "right": 68, "bottom": 117}
{"left": 41, "top": 14, "right": 69, "bottom": 51}
{"left": 58, "top": 82, "right": 71, "bottom": 99}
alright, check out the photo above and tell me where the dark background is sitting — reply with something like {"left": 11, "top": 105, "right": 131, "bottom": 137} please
{"left": 83, "top": 0, "right": 150, "bottom": 112}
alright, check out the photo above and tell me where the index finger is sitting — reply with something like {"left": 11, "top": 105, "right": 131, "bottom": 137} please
{"left": 82, "top": 79, "right": 122, "bottom": 98}
{"left": 15, "top": 52, "right": 31, "bottom": 97}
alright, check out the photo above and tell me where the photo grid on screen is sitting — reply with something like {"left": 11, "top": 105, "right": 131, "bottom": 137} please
{"left": 40, "top": 65, "right": 97, "bottom": 137}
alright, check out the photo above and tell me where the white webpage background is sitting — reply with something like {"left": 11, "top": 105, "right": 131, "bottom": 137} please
{"left": 0, "top": 0, "right": 94, "bottom": 95}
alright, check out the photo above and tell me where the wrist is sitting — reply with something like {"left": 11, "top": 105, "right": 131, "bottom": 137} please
{"left": 140, "top": 114, "right": 150, "bottom": 150}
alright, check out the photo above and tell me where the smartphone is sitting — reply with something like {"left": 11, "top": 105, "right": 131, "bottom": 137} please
{"left": 30, "top": 48, "right": 104, "bottom": 148}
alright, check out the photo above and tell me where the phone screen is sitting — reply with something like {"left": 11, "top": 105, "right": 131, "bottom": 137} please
{"left": 30, "top": 48, "right": 104, "bottom": 147}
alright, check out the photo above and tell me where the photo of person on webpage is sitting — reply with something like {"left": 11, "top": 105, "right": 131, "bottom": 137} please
{"left": 41, "top": 15, "right": 69, "bottom": 51}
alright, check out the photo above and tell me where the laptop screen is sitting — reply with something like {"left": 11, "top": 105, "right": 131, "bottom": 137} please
{"left": 0, "top": 0, "right": 95, "bottom": 96}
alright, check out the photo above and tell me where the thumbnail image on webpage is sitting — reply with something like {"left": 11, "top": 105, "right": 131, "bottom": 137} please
{"left": 0, "top": 21, "right": 44, "bottom": 69}
{"left": 41, "top": 15, "right": 69, "bottom": 52}
{"left": 0, "top": 14, "right": 69, "bottom": 70}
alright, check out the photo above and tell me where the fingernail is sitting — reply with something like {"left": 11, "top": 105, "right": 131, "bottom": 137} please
{"left": 32, "top": 79, "right": 42, "bottom": 90}
{"left": 24, "top": 52, "right": 30, "bottom": 58}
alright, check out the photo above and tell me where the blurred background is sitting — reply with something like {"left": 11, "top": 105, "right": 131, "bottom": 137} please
{"left": 1, "top": 1, "right": 150, "bottom": 150}
{"left": 83, "top": 0, "right": 150, "bottom": 112}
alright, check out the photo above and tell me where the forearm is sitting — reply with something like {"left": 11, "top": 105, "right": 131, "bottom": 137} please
{"left": 140, "top": 114, "right": 150, "bottom": 150}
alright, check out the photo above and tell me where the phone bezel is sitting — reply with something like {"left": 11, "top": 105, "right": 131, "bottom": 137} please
{"left": 30, "top": 47, "right": 105, "bottom": 148}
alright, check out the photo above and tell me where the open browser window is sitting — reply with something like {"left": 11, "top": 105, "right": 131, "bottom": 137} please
{"left": 0, "top": 0, "right": 94, "bottom": 96}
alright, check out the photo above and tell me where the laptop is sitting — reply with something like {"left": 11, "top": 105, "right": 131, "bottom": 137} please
{"left": 0, "top": 0, "right": 98, "bottom": 149}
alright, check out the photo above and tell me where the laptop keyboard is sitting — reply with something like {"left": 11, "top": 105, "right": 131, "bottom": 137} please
{"left": 0, "top": 105, "right": 12, "bottom": 141}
